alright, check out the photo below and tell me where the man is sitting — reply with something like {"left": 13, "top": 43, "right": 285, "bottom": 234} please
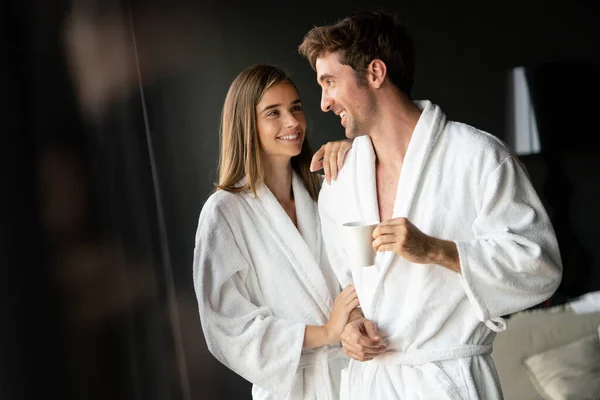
{"left": 300, "top": 10, "right": 562, "bottom": 399}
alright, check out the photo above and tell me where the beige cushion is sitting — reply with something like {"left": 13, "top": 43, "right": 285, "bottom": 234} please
{"left": 491, "top": 305, "right": 600, "bottom": 400}
{"left": 523, "top": 326, "right": 600, "bottom": 400}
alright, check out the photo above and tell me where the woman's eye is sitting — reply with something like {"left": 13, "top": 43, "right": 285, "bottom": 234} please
{"left": 267, "top": 110, "right": 279, "bottom": 117}
{"left": 292, "top": 105, "right": 303, "bottom": 112}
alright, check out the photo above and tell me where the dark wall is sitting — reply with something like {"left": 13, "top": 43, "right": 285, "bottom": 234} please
{"left": 523, "top": 62, "right": 600, "bottom": 298}
{"left": 1, "top": 1, "right": 67, "bottom": 399}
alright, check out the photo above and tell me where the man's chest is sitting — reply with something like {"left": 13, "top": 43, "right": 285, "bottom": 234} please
{"left": 376, "top": 166, "right": 402, "bottom": 222}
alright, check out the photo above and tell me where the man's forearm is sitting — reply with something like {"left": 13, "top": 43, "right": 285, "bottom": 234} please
{"left": 429, "top": 238, "right": 461, "bottom": 273}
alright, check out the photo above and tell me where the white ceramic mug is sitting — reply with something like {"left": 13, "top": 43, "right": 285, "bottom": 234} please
{"left": 341, "top": 221, "right": 379, "bottom": 267}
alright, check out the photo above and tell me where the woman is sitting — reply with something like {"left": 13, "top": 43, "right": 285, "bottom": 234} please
{"left": 193, "top": 65, "right": 357, "bottom": 400}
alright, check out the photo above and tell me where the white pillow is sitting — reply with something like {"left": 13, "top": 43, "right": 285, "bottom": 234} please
{"left": 492, "top": 306, "right": 600, "bottom": 400}
{"left": 523, "top": 325, "right": 600, "bottom": 400}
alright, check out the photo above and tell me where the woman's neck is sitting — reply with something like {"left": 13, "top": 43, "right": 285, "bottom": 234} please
{"left": 263, "top": 156, "right": 293, "bottom": 204}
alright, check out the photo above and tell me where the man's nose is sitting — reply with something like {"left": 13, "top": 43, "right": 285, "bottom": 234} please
{"left": 321, "top": 91, "right": 334, "bottom": 113}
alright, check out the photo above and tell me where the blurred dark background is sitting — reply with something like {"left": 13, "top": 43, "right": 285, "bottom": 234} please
{"left": 1, "top": 0, "right": 599, "bottom": 399}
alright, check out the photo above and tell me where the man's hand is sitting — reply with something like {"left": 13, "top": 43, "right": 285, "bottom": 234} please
{"left": 310, "top": 139, "right": 353, "bottom": 184}
{"left": 372, "top": 217, "right": 461, "bottom": 273}
{"left": 340, "top": 317, "right": 386, "bottom": 362}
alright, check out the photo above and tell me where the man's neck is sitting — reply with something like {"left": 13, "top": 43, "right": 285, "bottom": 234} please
{"left": 370, "top": 94, "right": 421, "bottom": 169}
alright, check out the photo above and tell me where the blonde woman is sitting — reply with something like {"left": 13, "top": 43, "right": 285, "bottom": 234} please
{"left": 193, "top": 65, "right": 356, "bottom": 400}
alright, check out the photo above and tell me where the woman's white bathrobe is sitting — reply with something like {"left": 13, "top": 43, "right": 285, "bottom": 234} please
{"left": 193, "top": 173, "right": 348, "bottom": 400}
{"left": 319, "top": 100, "right": 562, "bottom": 400}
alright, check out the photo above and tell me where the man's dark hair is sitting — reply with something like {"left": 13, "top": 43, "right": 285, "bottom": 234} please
{"left": 298, "top": 10, "right": 415, "bottom": 96}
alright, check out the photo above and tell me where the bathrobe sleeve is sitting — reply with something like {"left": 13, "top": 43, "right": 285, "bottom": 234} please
{"left": 193, "top": 201, "right": 306, "bottom": 398}
{"left": 455, "top": 155, "right": 563, "bottom": 321}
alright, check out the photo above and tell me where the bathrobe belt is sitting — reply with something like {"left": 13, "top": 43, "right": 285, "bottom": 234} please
{"left": 350, "top": 343, "right": 493, "bottom": 400}
{"left": 298, "top": 346, "right": 346, "bottom": 400}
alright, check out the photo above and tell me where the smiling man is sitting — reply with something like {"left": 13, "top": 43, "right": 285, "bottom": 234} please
{"left": 299, "top": 10, "right": 563, "bottom": 400}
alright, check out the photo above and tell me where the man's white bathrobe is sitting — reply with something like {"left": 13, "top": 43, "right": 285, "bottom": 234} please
{"left": 193, "top": 173, "right": 348, "bottom": 400}
{"left": 319, "top": 100, "right": 562, "bottom": 400}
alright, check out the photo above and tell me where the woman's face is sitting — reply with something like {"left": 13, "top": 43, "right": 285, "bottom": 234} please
{"left": 255, "top": 82, "right": 306, "bottom": 163}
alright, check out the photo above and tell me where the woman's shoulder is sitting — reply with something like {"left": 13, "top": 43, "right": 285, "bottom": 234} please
{"left": 201, "top": 189, "right": 247, "bottom": 214}
{"left": 198, "top": 189, "right": 250, "bottom": 227}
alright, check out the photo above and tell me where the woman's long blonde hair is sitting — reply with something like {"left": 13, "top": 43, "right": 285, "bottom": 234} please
{"left": 216, "top": 65, "right": 321, "bottom": 201}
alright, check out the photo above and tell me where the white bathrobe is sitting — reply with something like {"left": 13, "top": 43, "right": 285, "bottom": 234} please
{"left": 193, "top": 172, "right": 348, "bottom": 400}
{"left": 319, "top": 100, "right": 562, "bottom": 400}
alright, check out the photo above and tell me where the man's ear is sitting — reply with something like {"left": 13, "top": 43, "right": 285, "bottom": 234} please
{"left": 367, "top": 59, "right": 387, "bottom": 89}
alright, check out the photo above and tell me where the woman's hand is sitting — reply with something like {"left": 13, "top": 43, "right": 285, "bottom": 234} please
{"left": 310, "top": 139, "right": 353, "bottom": 184}
{"left": 324, "top": 285, "right": 359, "bottom": 343}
